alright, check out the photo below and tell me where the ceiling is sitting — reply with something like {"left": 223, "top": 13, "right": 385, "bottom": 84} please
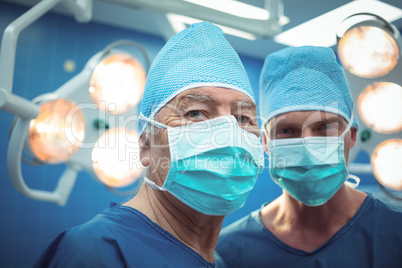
{"left": 3, "top": 0, "right": 402, "bottom": 60}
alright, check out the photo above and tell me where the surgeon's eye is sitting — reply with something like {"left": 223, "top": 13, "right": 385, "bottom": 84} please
{"left": 274, "top": 127, "right": 298, "bottom": 138}
{"left": 279, "top": 128, "right": 292, "bottom": 135}
{"left": 234, "top": 115, "right": 251, "bottom": 124}
{"left": 317, "top": 123, "right": 339, "bottom": 135}
{"left": 186, "top": 110, "right": 206, "bottom": 120}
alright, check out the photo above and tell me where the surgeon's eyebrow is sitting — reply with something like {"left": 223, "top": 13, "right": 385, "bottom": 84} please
{"left": 181, "top": 92, "right": 215, "bottom": 102}
{"left": 267, "top": 121, "right": 299, "bottom": 135}
{"left": 235, "top": 99, "right": 256, "bottom": 109}
{"left": 308, "top": 116, "right": 345, "bottom": 127}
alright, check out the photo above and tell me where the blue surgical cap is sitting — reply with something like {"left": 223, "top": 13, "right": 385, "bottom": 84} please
{"left": 259, "top": 46, "right": 357, "bottom": 129}
{"left": 139, "top": 21, "right": 254, "bottom": 136}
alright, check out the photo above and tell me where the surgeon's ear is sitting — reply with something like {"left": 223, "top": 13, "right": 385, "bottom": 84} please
{"left": 139, "top": 134, "right": 151, "bottom": 167}
{"left": 262, "top": 133, "right": 269, "bottom": 154}
{"left": 350, "top": 127, "right": 357, "bottom": 148}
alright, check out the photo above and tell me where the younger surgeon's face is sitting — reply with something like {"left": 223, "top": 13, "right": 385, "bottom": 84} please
{"left": 263, "top": 110, "right": 356, "bottom": 164}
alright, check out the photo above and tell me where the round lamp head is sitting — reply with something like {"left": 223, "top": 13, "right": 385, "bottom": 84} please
{"left": 371, "top": 139, "right": 402, "bottom": 191}
{"left": 358, "top": 82, "right": 402, "bottom": 134}
{"left": 92, "top": 128, "right": 143, "bottom": 188}
{"left": 28, "top": 99, "right": 86, "bottom": 163}
{"left": 337, "top": 13, "right": 400, "bottom": 78}
{"left": 89, "top": 54, "right": 146, "bottom": 115}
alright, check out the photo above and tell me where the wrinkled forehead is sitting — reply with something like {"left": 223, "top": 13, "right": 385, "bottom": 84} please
{"left": 158, "top": 86, "right": 257, "bottom": 113}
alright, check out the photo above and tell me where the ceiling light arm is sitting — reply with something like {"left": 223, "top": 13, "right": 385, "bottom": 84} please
{"left": 348, "top": 162, "right": 373, "bottom": 174}
{"left": 102, "top": 0, "right": 284, "bottom": 38}
{"left": 0, "top": 88, "right": 40, "bottom": 120}
{"left": 0, "top": 0, "right": 92, "bottom": 119}
{"left": 8, "top": 117, "right": 80, "bottom": 205}
{"left": 265, "top": 0, "right": 283, "bottom": 33}
{"left": 62, "top": 0, "right": 93, "bottom": 23}
{"left": 0, "top": 0, "right": 92, "bottom": 205}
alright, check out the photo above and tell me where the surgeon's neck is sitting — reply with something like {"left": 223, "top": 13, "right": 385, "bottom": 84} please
{"left": 260, "top": 185, "right": 367, "bottom": 252}
{"left": 281, "top": 186, "right": 365, "bottom": 226}
{"left": 125, "top": 183, "right": 223, "bottom": 263}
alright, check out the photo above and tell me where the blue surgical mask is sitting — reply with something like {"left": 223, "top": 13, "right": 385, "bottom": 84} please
{"left": 141, "top": 114, "right": 264, "bottom": 215}
{"left": 267, "top": 116, "right": 359, "bottom": 206}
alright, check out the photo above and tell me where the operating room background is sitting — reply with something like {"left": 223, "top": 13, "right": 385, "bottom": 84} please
{"left": 0, "top": 1, "right": 393, "bottom": 267}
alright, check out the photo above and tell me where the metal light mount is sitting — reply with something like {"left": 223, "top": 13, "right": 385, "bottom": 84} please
{"left": 0, "top": 0, "right": 93, "bottom": 205}
{"left": 336, "top": 13, "right": 401, "bottom": 43}
{"left": 0, "top": 0, "right": 93, "bottom": 119}
{"left": 104, "top": 0, "right": 287, "bottom": 39}
{"left": 1, "top": 0, "right": 149, "bottom": 205}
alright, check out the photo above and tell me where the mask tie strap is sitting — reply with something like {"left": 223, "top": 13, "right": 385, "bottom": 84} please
{"left": 343, "top": 116, "right": 359, "bottom": 189}
{"left": 143, "top": 177, "right": 167, "bottom": 191}
{"left": 340, "top": 115, "right": 354, "bottom": 137}
{"left": 139, "top": 113, "right": 168, "bottom": 129}
{"left": 345, "top": 174, "right": 360, "bottom": 189}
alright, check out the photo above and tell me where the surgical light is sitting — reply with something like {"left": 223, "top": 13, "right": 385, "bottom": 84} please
{"left": 337, "top": 13, "right": 401, "bottom": 78}
{"left": 371, "top": 139, "right": 402, "bottom": 192}
{"left": 92, "top": 128, "right": 143, "bottom": 188}
{"left": 28, "top": 98, "right": 85, "bottom": 163}
{"left": 0, "top": 0, "right": 150, "bottom": 205}
{"left": 357, "top": 82, "right": 402, "bottom": 134}
{"left": 89, "top": 54, "right": 146, "bottom": 115}
{"left": 3, "top": 39, "right": 149, "bottom": 205}
{"left": 334, "top": 13, "right": 402, "bottom": 202}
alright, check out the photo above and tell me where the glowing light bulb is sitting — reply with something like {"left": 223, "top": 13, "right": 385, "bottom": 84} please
{"left": 28, "top": 99, "right": 85, "bottom": 163}
{"left": 92, "top": 128, "right": 143, "bottom": 188}
{"left": 89, "top": 54, "right": 146, "bottom": 115}
{"left": 371, "top": 139, "right": 402, "bottom": 191}
{"left": 358, "top": 82, "right": 402, "bottom": 134}
{"left": 338, "top": 26, "right": 399, "bottom": 78}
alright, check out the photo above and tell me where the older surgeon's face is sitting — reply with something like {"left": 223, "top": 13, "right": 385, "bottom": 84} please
{"left": 263, "top": 110, "right": 357, "bottom": 165}
{"left": 140, "top": 86, "right": 259, "bottom": 186}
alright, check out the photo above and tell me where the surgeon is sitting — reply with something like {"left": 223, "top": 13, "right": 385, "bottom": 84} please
{"left": 216, "top": 46, "right": 402, "bottom": 267}
{"left": 35, "top": 22, "right": 263, "bottom": 267}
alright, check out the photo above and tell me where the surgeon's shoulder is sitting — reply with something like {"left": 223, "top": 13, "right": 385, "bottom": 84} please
{"left": 365, "top": 195, "right": 402, "bottom": 232}
{"left": 34, "top": 230, "right": 110, "bottom": 267}
{"left": 219, "top": 207, "right": 263, "bottom": 242}
{"left": 35, "top": 204, "right": 143, "bottom": 267}
{"left": 35, "top": 219, "right": 125, "bottom": 267}
{"left": 369, "top": 194, "right": 402, "bottom": 216}
{"left": 216, "top": 208, "right": 263, "bottom": 267}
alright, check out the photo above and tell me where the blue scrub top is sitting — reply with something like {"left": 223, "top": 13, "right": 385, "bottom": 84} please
{"left": 35, "top": 202, "right": 215, "bottom": 268}
{"left": 216, "top": 194, "right": 402, "bottom": 268}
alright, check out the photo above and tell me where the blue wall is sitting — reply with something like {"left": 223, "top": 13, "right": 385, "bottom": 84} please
{"left": 0, "top": 2, "right": 282, "bottom": 267}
